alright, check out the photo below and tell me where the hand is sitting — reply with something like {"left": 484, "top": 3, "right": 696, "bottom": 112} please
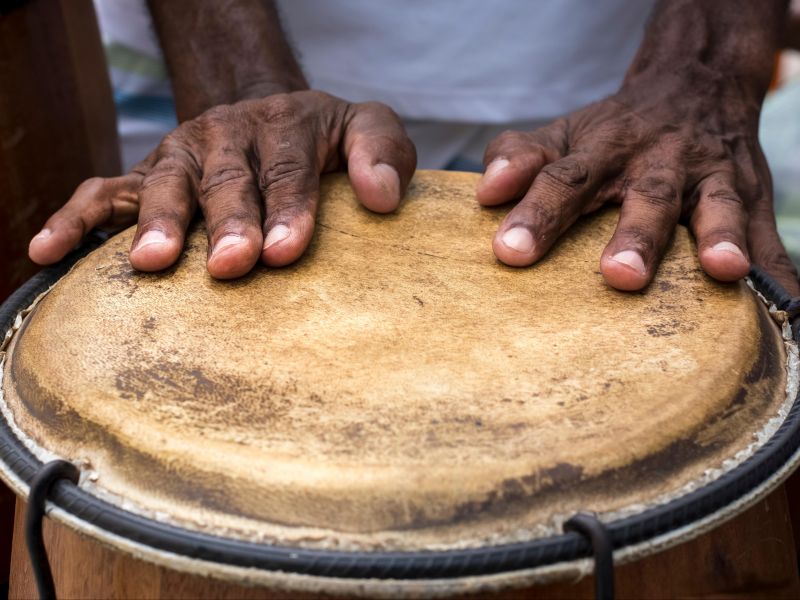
{"left": 29, "top": 91, "right": 416, "bottom": 278}
{"left": 476, "top": 74, "right": 799, "bottom": 296}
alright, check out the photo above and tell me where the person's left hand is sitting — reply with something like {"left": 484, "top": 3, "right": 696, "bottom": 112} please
{"left": 476, "top": 72, "right": 799, "bottom": 295}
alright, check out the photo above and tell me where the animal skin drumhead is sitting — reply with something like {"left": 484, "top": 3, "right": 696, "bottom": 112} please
{"left": 1, "top": 171, "right": 789, "bottom": 552}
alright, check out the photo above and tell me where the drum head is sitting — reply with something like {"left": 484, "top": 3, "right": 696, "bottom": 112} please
{"left": 0, "top": 171, "right": 795, "bottom": 573}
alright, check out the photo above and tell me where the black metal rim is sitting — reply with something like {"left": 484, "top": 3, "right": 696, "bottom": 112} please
{"left": 1, "top": 247, "right": 799, "bottom": 581}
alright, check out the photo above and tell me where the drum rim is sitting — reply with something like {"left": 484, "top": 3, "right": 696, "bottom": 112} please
{"left": 1, "top": 241, "right": 799, "bottom": 583}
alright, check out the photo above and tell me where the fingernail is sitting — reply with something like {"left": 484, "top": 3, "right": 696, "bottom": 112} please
{"left": 372, "top": 163, "right": 400, "bottom": 199}
{"left": 501, "top": 227, "right": 534, "bottom": 254}
{"left": 610, "top": 250, "right": 646, "bottom": 275}
{"left": 212, "top": 234, "right": 246, "bottom": 257}
{"left": 134, "top": 230, "right": 167, "bottom": 250}
{"left": 263, "top": 225, "right": 291, "bottom": 250}
{"left": 711, "top": 241, "right": 745, "bottom": 259}
{"left": 484, "top": 159, "right": 510, "bottom": 179}
{"left": 33, "top": 228, "right": 52, "bottom": 241}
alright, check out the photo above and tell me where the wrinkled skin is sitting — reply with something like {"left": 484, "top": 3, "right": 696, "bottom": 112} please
{"left": 477, "top": 70, "right": 800, "bottom": 295}
{"left": 29, "top": 79, "right": 798, "bottom": 297}
{"left": 29, "top": 0, "right": 798, "bottom": 296}
{"left": 29, "top": 91, "right": 416, "bottom": 279}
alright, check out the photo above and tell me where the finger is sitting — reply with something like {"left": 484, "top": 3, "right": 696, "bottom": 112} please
{"left": 197, "top": 148, "right": 263, "bottom": 279}
{"left": 690, "top": 172, "right": 750, "bottom": 282}
{"left": 745, "top": 149, "right": 800, "bottom": 296}
{"left": 477, "top": 128, "right": 562, "bottom": 206}
{"left": 257, "top": 132, "right": 321, "bottom": 267}
{"left": 749, "top": 204, "right": 800, "bottom": 296}
{"left": 600, "top": 171, "right": 684, "bottom": 291}
{"left": 343, "top": 101, "right": 417, "bottom": 214}
{"left": 130, "top": 148, "right": 197, "bottom": 273}
{"left": 492, "top": 154, "right": 602, "bottom": 267}
{"left": 29, "top": 173, "right": 143, "bottom": 265}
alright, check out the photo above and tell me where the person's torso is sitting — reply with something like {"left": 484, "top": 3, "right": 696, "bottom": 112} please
{"left": 94, "top": 0, "right": 657, "bottom": 168}
{"left": 276, "top": 0, "right": 657, "bottom": 122}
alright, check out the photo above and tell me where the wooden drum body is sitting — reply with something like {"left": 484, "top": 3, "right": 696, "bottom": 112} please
{"left": 1, "top": 171, "right": 799, "bottom": 598}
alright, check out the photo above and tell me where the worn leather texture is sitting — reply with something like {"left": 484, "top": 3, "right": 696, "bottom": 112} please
{"left": 2, "top": 171, "right": 787, "bottom": 551}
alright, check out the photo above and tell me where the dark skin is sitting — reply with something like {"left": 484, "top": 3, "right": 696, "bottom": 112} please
{"left": 479, "top": 0, "right": 799, "bottom": 294}
{"left": 29, "top": 0, "right": 800, "bottom": 296}
{"left": 29, "top": 0, "right": 416, "bottom": 279}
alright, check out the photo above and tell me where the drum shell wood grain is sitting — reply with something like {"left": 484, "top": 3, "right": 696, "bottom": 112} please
{"left": 0, "top": 0, "right": 120, "bottom": 300}
{"left": 8, "top": 487, "right": 800, "bottom": 599}
{"left": 0, "top": 0, "right": 121, "bottom": 590}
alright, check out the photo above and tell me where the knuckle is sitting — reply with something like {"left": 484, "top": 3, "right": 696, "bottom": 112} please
{"left": 732, "top": 163, "right": 765, "bottom": 199}
{"left": 366, "top": 131, "right": 414, "bottom": 157}
{"left": 63, "top": 213, "right": 87, "bottom": 230}
{"left": 264, "top": 93, "right": 302, "bottom": 122}
{"left": 357, "top": 100, "right": 397, "bottom": 119}
{"left": 55, "top": 213, "right": 90, "bottom": 237}
{"left": 356, "top": 100, "right": 382, "bottom": 112}
{"left": 301, "top": 89, "right": 333, "bottom": 104}
{"left": 516, "top": 199, "right": 561, "bottom": 234}
{"left": 158, "top": 130, "right": 190, "bottom": 152}
{"left": 614, "top": 226, "right": 657, "bottom": 256}
{"left": 750, "top": 204, "right": 777, "bottom": 225}
{"left": 484, "top": 138, "right": 507, "bottom": 161}
{"left": 485, "top": 131, "right": 545, "bottom": 163}
{"left": 529, "top": 202, "right": 560, "bottom": 231}
{"left": 539, "top": 158, "right": 589, "bottom": 190}
{"left": 495, "top": 129, "right": 530, "bottom": 148}
{"left": 629, "top": 176, "right": 680, "bottom": 208}
{"left": 175, "top": 107, "right": 246, "bottom": 147}
{"left": 197, "top": 104, "right": 237, "bottom": 127}
{"left": 139, "top": 205, "right": 191, "bottom": 227}
{"left": 702, "top": 226, "right": 743, "bottom": 242}
{"left": 117, "top": 171, "right": 146, "bottom": 191}
{"left": 736, "top": 174, "right": 762, "bottom": 200}
{"left": 258, "top": 159, "right": 311, "bottom": 194}
{"left": 199, "top": 167, "right": 252, "bottom": 198}
{"left": 141, "top": 162, "right": 190, "bottom": 192}
{"left": 547, "top": 118, "right": 569, "bottom": 136}
{"left": 749, "top": 181, "right": 765, "bottom": 205}
{"left": 705, "top": 188, "right": 744, "bottom": 208}
{"left": 76, "top": 177, "right": 107, "bottom": 198}
{"left": 155, "top": 137, "right": 201, "bottom": 176}
{"left": 130, "top": 163, "right": 151, "bottom": 177}
{"left": 265, "top": 198, "right": 309, "bottom": 223}
{"left": 206, "top": 206, "right": 259, "bottom": 231}
{"left": 498, "top": 129, "right": 524, "bottom": 141}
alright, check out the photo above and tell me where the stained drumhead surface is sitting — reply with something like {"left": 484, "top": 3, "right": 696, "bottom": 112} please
{"left": 2, "top": 171, "right": 787, "bottom": 551}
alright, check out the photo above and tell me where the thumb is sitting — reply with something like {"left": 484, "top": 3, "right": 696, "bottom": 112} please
{"left": 342, "top": 101, "right": 417, "bottom": 213}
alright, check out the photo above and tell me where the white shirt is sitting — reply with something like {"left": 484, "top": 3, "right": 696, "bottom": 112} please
{"left": 95, "top": 0, "right": 657, "bottom": 169}
{"left": 277, "top": 0, "right": 656, "bottom": 123}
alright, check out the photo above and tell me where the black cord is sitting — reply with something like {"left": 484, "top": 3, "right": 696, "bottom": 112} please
{"left": 564, "top": 513, "right": 615, "bottom": 600}
{"left": 748, "top": 265, "right": 800, "bottom": 338}
{"left": 25, "top": 460, "right": 80, "bottom": 600}
{"left": 749, "top": 265, "right": 795, "bottom": 312}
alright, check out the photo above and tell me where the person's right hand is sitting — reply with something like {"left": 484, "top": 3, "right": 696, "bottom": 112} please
{"left": 28, "top": 91, "right": 417, "bottom": 278}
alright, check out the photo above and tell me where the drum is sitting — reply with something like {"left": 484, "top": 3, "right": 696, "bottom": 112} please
{"left": 2, "top": 171, "right": 800, "bottom": 599}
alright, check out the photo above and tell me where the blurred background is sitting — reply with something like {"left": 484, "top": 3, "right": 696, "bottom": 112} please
{"left": 763, "top": 48, "right": 800, "bottom": 266}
